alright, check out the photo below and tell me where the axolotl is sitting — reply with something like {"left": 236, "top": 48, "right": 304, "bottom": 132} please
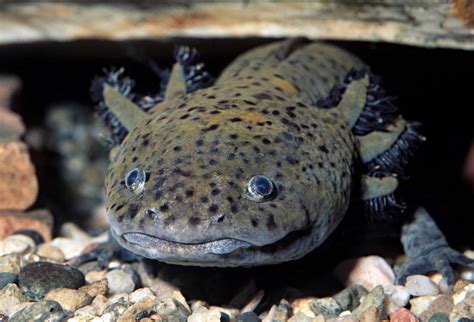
{"left": 91, "top": 39, "right": 474, "bottom": 284}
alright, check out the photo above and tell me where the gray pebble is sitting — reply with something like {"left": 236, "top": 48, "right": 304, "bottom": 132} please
{"left": 428, "top": 312, "right": 450, "bottom": 322}
{"left": 0, "top": 272, "right": 17, "bottom": 288}
{"left": 18, "top": 261, "right": 85, "bottom": 300}
{"left": 333, "top": 284, "right": 368, "bottom": 311}
{"left": 9, "top": 300, "right": 67, "bottom": 322}
{"left": 236, "top": 311, "right": 261, "bottom": 322}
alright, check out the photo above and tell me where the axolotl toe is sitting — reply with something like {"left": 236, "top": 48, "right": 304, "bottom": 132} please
{"left": 92, "top": 39, "right": 425, "bottom": 267}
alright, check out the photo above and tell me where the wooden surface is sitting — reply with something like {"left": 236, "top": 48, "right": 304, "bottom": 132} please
{"left": 0, "top": 1, "right": 473, "bottom": 49}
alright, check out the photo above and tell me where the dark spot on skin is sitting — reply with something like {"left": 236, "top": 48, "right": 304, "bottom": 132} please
{"left": 243, "top": 100, "right": 256, "bottom": 106}
{"left": 185, "top": 190, "right": 194, "bottom": 197}
{"left": 209, "top": 204, "right": 219, "bottom": 213}
{"left": 164, "top": 215, "right": 175, "bottom": 226}
{"left": 154, "top": 191, "right": 162, "bottom": 200}
{"left": 159, "top": 204, "right": 169, "bottom": 212}
{"left": 173, "top": 168, "right": 191, "bottom": 177}
{"left": 216, "top": 215, "right": 226, "bottom": 223}
{"left": 317, "top": 162, "right": 324, "bottom": 168}
{"left": 195, "top": 139, "right": 204, "bottom": 147}
{"left": 132, "top": 156, "right": 138, "bottom": 162}
{"left": 128, "top": 203, "right": 141, "bottom": 219}
{"left": 115, "top": 204, "right": 124, "bottom": 211}
{"left": 272, "top": 110, "right": 280, "bottom": 116}
{"left": 251, "top": 218, "right": 259, "bottom": 227}
{"left": 209, "top": 159, "right": 218, "bottom": 165}
{"left": 319, "top": 145, "right": 329, "bottom": 153}
{"left": 230, "top": 117, "right": 242, "bottom": 122}
{"left": 266, "top": 215, "right": 277, "bottom": 230}
{"left": 202, "top": 124, "right": 219, "bottom": 132}
{"left": 200, "top": 196, "right": 209, "bottom": 203}
{"left": 189, "top": 216, "right": 201, "bottom": 226}
{"left": 180, "top": 114, "right": 190, "bottom": 119}
{"left": 211, "top": 188, "right": 221, "bottom": 196}
{"left": 228, "top": 153, "right": 236, "bottom": 160}
{"left": 262, "top": 138, "right": 271, "bottom": 145}
{"left": 253, "top": 93, "right": 272, "bottom": 100}
{"left": 210, "top": 110, "right": 220, "bottom": 115}
{"left": 145, "top": 208, "right": 157, "bottom": 218}
{"left": 143, "top": 139, "right": 150, "bottom": 147}
{"left": 173, "top": 146, "right": 182, "bottom": 152}
{"left": 286, "top": 156, "right": 298, "bottom": 165}
{"left": 229, "top": 134, "right": 238, "bottom": 139}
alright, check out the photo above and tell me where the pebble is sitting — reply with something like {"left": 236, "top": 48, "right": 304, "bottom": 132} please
{"left": 0, "top": 141, "right": 38, "bottom": 210}
{"left": 291, "top": 297, "right": 318, "bottom": 318}
{"left": 79, "top": 278, "right": 108, "bottom": 298}
{"left": 352, "top": 285, "right": 385, "bottom": 318}
{"left": 262, "top": 300, "right": 291, "bottom": 322}
{"left": 8, "top": 300, "right": 65, "bottom": 322}
{"left": 450, "top": 290, "right": 474, "bottom": 321}
{"left": 74, "top": 304, "right": 97, "bottom": 317}
{"left": 419, "top": 294, "right": 454, "bottom": 321}
{"left": 405, "top": 274, "right": 440, "bottom": 296}
{"left": 453, "top": 283, "right": 474, "bottom": 305}
{"left": 50, "top": 237, "right": 91, "bottom": 260}
{"left": 0, "top": 283, "right": 26, "bottom": 316}
{"left": 409, "top": 295, "right": 438, "bottom": 316}
{"left": 428, "top": 312, "right": 450, "bottom": 322}
{"left": 45, "top": 288, "right": 92, "bottom": 311}
{"left": 154, "top": 297, "right": 191, "bottom": 321}
{"left": 109, "top": 292, "right": 129, "bottom": 305}
{"left": 0, "top": 272, "right": 17, "bottom": 289}
{"left": 287, "top": 311, "right": 313, "bottom": 322}
{"left": 390, "top": 307, "right": 419, "bottom": 322}
{"left": 310, "top": 297, "right": 342, "bottom": 319}
{"left": 129, "top": 287, "right": 156, "bottom": 304}
{"left": 335, "top": 256, "right": 395, "bottom": 290}
{"left": 429, "top": 273, "right": 450, "bottom": 294}
{"left": 91, "top": 294, "right": 109, "bottom": 315}
{"left": 384, "top": 284, "right": 410, "bottom": 307}
{"left": 0, "top": 234, "right": 35, "bottom": 256}
{"left": 241, "top": 289, "right": 264, "bottom": 313}
{"left": 236, "top": 311, "right": 261, "bottom": 322}
{"left": 211, "top": 306, "right": 240, "bottom": 320}
{"left": 0, "top": 210, "right": 53, "bottom": 242}
{"left": 102, "top": 301, "right": 128, "bottom": 316}
{"left": 0, "top": 253, "right": 27, "bottom": 274}
{"left": 18, "top": 261, "right": 85, "bottom": 300}
{"left": 105, "top": 269, "right": 136, "bottom": 295}
{"left": 85, "top": 269, "right": 108, "bottom": 284}
{"left": 188, "top": 306, "right": 222, "bottom": 322}
{"left": 333, "top": 284, "right": 368, "bottom": 311}
{"left": 37, "top": 243, "right": 65, "bottom": 262}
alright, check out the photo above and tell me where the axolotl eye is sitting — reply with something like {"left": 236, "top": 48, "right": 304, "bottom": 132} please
{"left": 245, "top": 175, "right": 277, "bottom": 202}
{"left": 125, "top": 168, "right": 146, "bottom": 195}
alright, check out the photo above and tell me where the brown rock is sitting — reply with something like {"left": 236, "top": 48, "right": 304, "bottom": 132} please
{"left": 45, "top": 288, "right": 92, "bottom": 311}
{"left": 390, "top": 307, "right": 419, "bottom": 322}
{"left": 419, "top": 294, "right": 453, "bottom": 321}
{"left": 0, "top": 142, "right": 38, "bottom": 210}
{"left": 0, "top": 209, "right": 53, "bottom": 241}
{"left": 79, "top": 278, "right": 108, "bottom": 298}
{"left": 117, "top": 296, "right": 155, "bottom": 322}
{"left": 450, "top": 290, "right": 474, "bottom": 321}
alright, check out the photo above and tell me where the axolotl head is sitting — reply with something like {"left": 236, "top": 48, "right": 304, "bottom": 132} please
{"left": 106, "top": 91, "right": 353, "bottom": 267}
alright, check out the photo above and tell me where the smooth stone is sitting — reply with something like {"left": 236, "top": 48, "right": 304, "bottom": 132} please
{"left": 91, "top": 294, "right": 109, "bottom": 315}
{"left": 352, "top": 285, "right": 385, "bottom": 318}
{"left": 358, "top": 306, "right": 379, "bottom": 321}
{"left": 0, "top": 272, "right": 17, "bottom": 288}
{"left": 9, "top": 300, "right": 65, "bottom": 322}
{"left": 405, "top": 275, "right": 440, "bottom": 296}
{"left": 335, "top": 256, "right": 395, "bottom": 290}
{"left": 419, "top": 294, "right": 453, "bottom": 321}
{"left": 191, "top": 300, "right": 209, "bottom": 312}
{"left": 18, "top": 261, "right": 85, "bottom": 300}
{"left": 429, "top": 273, "right": 450, "bottom": 294}
{"left": 85, "top": 269, "right": 107, "bottom": 284}
{"left": 384, "top": 284, "right": 410, "bottom": 307}
{"left": 334, "top": 284, "right": 368, "bottom": 311}
{"left": 453, "top": 284, "right": 474, "bottom": 305}
{"left": 262, "top": 299, "right": 290, "bottom": 322}
{"left": 0, "top": 283, "right": 26, "bottom": 316}
{"left": 117, "top": 296, "right": 155, "bottom": 322}
{"left": 291, "top": 297, "right": 318, "bottom": 318}
{"left": 409, "top": 295, "right": 437, "bottom": 316}
{"left": 287, "top": 311, "right": 313, "bottom": 322}
{"left": 79, "top": 278, "right": 108, "bottom": 298}
{"left": 450, "top": 291, "right": 474, "bottom": 321}
{"left": 50, "top": 237, "right": 90, "bottom": 260}
{"left": 129, "top": 288, "right": 155, "bottom": 305}
{"left": 0, "top": 234, "right": 35, "bottom": 256}
{"left": 310, "top": 297, "right": 342, "bottom": 319}
{"left": 102, "top": 302, "right": 128, "bottom": 316}
{"left": 428, "top": 312, "right": 449, "bottom": 322}
{"left": 188, "top": 307, "right": 222, "bottom": 322}
{"left": 210, "top": 306, "right": 240, "bottom": 320}
{"left": 109, "top": 292, "right": 129, "bottom": 305}
{"left": 13, "top": 229, "right": 44, "bottom": 245}
{"left": 74, "top": 305, "right": 97, "bottom": 317}
{"left": 36, "top": 243, "right": 65, "bottom": 262}
{"left": 0, "top": 253, "right": 27, "bottom": 274}
{"left": 153, "top": 297, "right": 191, "bottom": 321}
{"left": 105, "top": 269, "right": 135, "bottom": 295}
{"left": 101, "top": 312, "right": 117, "bottom": 322}
{"left": 45, "top": 288, "right": 92, "bottom": 311}
{"left": 236, "top": 311, "right": 261, "bottom": 322}
{"left": 389, "top": 307, "right": 419, "bottom": 322}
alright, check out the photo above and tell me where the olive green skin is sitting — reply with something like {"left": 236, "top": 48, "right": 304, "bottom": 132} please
{"left": 106, "top": 41, "right": 364, "bottom": 266}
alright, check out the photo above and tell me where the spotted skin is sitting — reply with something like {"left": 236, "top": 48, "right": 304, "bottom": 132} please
{"left": 101, "top": 40, "right": 408, "bottom": 266}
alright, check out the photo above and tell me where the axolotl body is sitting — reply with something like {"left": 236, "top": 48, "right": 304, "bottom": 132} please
{"left": 92, "top": 39, "right": 474, "bottom": 284}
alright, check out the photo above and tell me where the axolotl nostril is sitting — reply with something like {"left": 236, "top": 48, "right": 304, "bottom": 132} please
{"left": 91, "top": 39, "right": 474, "bottom": 284}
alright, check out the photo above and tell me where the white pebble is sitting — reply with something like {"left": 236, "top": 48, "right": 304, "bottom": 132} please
{"left": 105, "top": 269, "right": 135, "bottom": 295}
{"left": 335, "top": 256, "right": 395, "bottom": 290}
{"left": 409, "top": 295, "right": 437, "bottom": 316}
{"left": 0, "top": 234, "right": 35, "bottom": 256}
{"left": 384, "top": 285, "right": 410, "bottom": 307}
{"left": 405, "top": 275, "right": 439, "bottom": 296}
{"left": 128, "top": 288, "right": 156, "bottom": 304}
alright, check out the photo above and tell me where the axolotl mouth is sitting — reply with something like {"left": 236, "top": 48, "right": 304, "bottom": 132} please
{"left": 111, "top": 223, "right": 324, "bottom": 267}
